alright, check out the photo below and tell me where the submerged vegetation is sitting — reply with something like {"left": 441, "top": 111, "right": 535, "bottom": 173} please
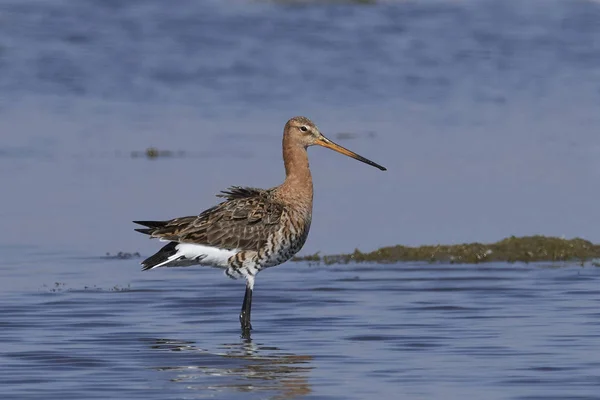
{"left": 131, "top": 147, "right": 185, "bottom": 159}
{"left": 105, "top": 251, "right": 141, "bottom": 259}
{"left": 293, "top": 236, "right": 600, "bottom": 265}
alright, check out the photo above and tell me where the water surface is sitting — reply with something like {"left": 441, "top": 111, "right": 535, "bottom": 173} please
{"left": 1, "top": 0, "right": 600, "bottom": 398}
{"left": 1, "top": 249, "right": 600, "bottom": 400}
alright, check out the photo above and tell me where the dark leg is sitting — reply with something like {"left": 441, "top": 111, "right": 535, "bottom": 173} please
{"left": 239, "top": 282, "right": 253, "bottom": 337}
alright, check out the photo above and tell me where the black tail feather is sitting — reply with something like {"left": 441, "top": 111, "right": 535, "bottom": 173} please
{"left": 133, "top": 220, "right": 167, "bottom": 228}
{"left": 133, "top": 220, "right": 168, "bottom": 236}
{"left": 141, "top": 242, "right": 178, "bottom": 271}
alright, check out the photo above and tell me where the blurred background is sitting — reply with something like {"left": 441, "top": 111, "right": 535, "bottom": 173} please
{"left": 2, "top": 0, "right": 600, "bottom": 257}
{"left": 1, "top": 1, "right": 600, "bottom": 399}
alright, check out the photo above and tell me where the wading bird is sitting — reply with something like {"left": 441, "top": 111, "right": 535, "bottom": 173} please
{"left": 134, "top": 116, "right": 386, "bottom": 336}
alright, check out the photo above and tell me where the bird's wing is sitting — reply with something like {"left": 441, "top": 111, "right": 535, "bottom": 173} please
{"left": 134, "top": 186, "right": 284, "bottom": 251}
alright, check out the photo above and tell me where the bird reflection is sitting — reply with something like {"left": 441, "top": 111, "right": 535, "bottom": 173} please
{"left": 147, "top": 337, "right": 313, "bottom": 399}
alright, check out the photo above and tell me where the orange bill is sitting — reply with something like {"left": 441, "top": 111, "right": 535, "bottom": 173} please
{"left": 316, "top": 136, "right": 387, "bottom": 171}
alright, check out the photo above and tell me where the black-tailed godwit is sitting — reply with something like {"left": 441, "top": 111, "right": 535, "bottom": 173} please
{"left": 134, "top": 116, "right": 386, "bottom": 336}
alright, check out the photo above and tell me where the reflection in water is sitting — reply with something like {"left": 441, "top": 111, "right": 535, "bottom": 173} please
{"left": 148, "top": 338, "right": 313, "bottom": 399}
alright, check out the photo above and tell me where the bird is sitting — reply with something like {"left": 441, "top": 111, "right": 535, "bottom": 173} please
{"left": 133, "top": 116, "right": 386, "bottom": 336}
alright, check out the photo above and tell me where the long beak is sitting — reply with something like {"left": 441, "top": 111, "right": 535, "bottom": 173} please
{"left": 315, "top": 135, "right": 387, "bottom": 171}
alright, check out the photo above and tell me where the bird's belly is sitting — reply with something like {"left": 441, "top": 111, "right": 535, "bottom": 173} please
{"left": 260, "top": 221, "right": 311, "bottom": 269}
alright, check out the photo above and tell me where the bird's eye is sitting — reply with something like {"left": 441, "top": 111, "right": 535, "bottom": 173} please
{"left": 300, "top": 126, "right": 308, "bottom": 132}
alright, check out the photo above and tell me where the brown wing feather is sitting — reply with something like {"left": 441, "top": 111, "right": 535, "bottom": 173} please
{"left": 216, "top": 186, "right": 264, "bottom": 200}
{"left": 137, "top": 186, "right": 284, "bottom": 251}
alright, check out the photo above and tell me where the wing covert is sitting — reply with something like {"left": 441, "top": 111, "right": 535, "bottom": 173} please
{"left": 138, "top": 186, "right": 284, "bottom": 251}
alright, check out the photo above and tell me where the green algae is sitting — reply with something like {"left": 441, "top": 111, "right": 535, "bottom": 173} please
{"left": 293, "top": 235, "right": 600, "bottom": 265}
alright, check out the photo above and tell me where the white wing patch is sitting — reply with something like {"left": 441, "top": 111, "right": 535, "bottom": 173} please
{"left": 149, "top": 243, "right": 238, "bottom": 269}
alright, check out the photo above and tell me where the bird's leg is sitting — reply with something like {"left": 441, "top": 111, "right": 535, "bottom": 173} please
{"left": 239, "top": 280, "right": 253, "bottom": 337}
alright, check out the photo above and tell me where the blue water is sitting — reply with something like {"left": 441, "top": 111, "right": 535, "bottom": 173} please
{"left": 1, "top": 0, "right": 600, "bottom": 398}
{"left": 2, "top": 252, "right": 600, "bottom": 399}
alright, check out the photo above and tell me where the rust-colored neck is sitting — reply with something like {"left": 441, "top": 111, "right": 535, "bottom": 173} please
{"left": 278, "top": 134, "right": 313, "bottom": 211}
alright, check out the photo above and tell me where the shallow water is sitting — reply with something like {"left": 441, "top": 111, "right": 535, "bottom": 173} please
{"left": 2, "top": 0, "right": 600, "bottom": 398}
{"left": 1, "top": 250, "right": 600, "bottom": 400}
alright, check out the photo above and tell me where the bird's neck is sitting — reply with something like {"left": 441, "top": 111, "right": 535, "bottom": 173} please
{"left": 279, "top": 138, "right": 313, "bottom": 210}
